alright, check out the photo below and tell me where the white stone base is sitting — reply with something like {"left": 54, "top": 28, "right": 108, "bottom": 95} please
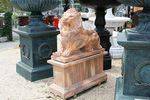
{"left": 0, "top": 37, "right": 7, "bottom": 43}
{"left": 110, "top": 46, "right": 124, "bottom": 59}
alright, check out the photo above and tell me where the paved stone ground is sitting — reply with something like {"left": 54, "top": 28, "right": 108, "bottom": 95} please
{"left": 0, "top": 39, "right": 122, "bottom": 100}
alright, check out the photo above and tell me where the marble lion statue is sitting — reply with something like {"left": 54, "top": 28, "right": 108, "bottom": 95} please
{"left": 52, "top": 8, "right": 102, "bottom": 58}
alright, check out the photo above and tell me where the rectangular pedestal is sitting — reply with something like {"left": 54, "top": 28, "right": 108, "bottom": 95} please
{"left": 48, "top": 53, "right": 107, "bottom": 99}
{"left": 115, "top": 77, "right": 150, "bottom": 100}
{"left": 118, "top": 33, "right": 150, "bottom": 97}
{"left": 14, "top": 28, "right": 59, "bottom": 81}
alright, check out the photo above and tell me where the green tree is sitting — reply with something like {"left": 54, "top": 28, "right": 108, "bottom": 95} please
{"left": 0, "top": 0, "right": 13, "bottom": 41}
{"left": 3, "top": 12, "right": 12, "bottom": 41}
{"left": 0, "top": 0, "right": 12, "bottom": 12}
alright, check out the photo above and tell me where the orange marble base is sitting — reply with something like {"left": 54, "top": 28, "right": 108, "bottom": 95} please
{"left": 53, "top": 49, "right": 104, "bottom": 63}
{"left": 48, "top": 53, "right": 107, "bottom": 99}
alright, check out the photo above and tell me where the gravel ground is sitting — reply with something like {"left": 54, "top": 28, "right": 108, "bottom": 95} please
{"left": 0, "top": 41, "right": 122, "bottom": 100}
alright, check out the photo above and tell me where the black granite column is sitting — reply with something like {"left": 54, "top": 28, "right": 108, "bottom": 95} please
{"left": 95, "top": 6, "right": 112, "bottom": 70}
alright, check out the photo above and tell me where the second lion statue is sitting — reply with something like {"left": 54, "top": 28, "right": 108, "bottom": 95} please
{"left": 52, "top": 8, "right": 102, "bottom": 58}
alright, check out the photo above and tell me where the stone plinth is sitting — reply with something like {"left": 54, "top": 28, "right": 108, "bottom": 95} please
{"left": 115, "top": 32, "right": 150, "bottom": 99}
{"left": 48, "top": 50, "right": 107, "bottom": 99}
{"left": 14, "top": 29, "right": 59, "bottom": 81}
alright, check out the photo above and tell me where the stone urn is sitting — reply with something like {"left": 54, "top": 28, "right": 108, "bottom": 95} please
{"left": 10, "top": 0, "right": 60, "bottom": 81}
{"left": 105, "top": 8, "right": 130, "bottom": 59}
{"left": 10, "top": 0, "right": 60, "bottom": 31}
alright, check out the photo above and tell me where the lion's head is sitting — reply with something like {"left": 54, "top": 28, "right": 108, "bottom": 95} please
{"left": 59, "top": 8, "right": 83, "bottom": 35}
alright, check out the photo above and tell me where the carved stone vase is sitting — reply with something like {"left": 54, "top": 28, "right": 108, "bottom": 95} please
{"left": 10, "top": 0, "right": 60, "bottom": 81}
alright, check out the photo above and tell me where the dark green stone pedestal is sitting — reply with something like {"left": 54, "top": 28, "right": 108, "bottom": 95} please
{"left": 114, "top": 31, "right": 150, "bottom": 99}
{"left": 115, "top": 77, "right": 150, "bottom": 100}
{"left": 14, "top": 28, "right": 59, "bottom": 81}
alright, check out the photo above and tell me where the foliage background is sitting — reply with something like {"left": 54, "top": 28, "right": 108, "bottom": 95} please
{"left": 0, "top": 0, "right": 13, "bottom": 41}
{"left": 0, "top": 0, "right": 12, "bottom": 12}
